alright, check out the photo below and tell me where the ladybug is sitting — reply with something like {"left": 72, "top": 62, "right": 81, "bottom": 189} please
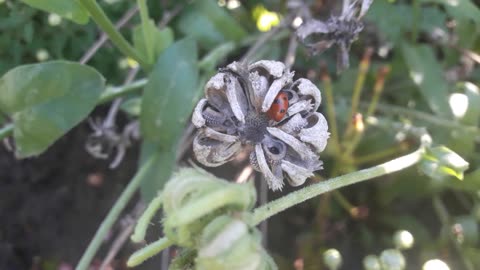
{"left": 267, "top": 92, "right": 289, "bottom": 121}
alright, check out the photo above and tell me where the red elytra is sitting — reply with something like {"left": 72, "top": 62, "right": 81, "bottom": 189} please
{"left": 266, "top": 92, "right": 289, "bottom": 122}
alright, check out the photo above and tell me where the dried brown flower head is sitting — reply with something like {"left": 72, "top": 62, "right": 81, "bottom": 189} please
{"left": 296, "top": 0, "right": 373, "bottom": 72}
{"left": 192, "top": 60, "right": 329, "bottom": 191}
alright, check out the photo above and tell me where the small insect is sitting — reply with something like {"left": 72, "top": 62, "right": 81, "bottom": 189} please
{"left": 267, "top": 92, "right": 289, "bottom": 121}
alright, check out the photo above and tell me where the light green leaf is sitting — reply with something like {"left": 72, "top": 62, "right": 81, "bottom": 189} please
{"left": 420, "top": 0, "right": 480, "bottom": 24}
{"left": 401, "top": 43, "right": 451, "bottom": 117}
{"left": 20, "top": 0, "right": 89, "bottom": 24}
{"left": 176, "top": 0, "right": 247, "bottom": 49}
{"left": 0, "top": 61, "right": 104, "bottom": 157}
{"left": 133, "top": 21, "right": 174, "bottom": 66}
{"left": 120, "top": 97, "right": 142, "bottom": 117}
{"left": 140, "top": 38, "right": 198, "bottom": 145}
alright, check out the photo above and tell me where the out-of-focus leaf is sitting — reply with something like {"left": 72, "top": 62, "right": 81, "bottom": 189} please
{"left": 133, "top": 21, "right": 174, "bottom": 66}
{"left": 421, "top": 0, "right": 480, "bottom": 24}
{"left": 139, "top": 38, "right": 198, "bottom": 201}
{"left": 140, "top": 38, "right": 198, "bottom": 145}
{"left": 0, "top": 61, "right": 104, "bottom": 157}
{"left": 176, "top": 0, "right": 247, "bottom": 49}
{"left": 19, "top": 0, "right": 89, "bottom": 24}
{"left": 447, "top": 82, "right": 480, "bottom": 157}
{"left": 401, "top": 43, "right": 451, "bottom": 117}
{"left": 138, "top": 141, "right": 175, "bottom": 202}
{"left": 366, "top": 2, "right": 412, "bottom": 44}
{"left": 120, "top": 97, "right": 142, "bottom": 117}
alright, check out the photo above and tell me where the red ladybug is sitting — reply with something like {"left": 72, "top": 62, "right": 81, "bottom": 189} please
{"left": 267, "top": 92, "right": 289, "bottom": 121}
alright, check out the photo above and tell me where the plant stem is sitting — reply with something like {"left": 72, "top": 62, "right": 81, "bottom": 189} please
{"left": 75, "top": 153, "right": 159, "bottom": 270}
{"left": 412, "top": 0, "right": 420, "bottom": 42}
{"left": 98, "top": 78, "right": 148, "bottom": 104}
{"left": 131, "top": 192, "right": 163, "bottom": 243}
{"left": 77, "top": 0, "right": 149, "bottom": 69}
{"left": 251, "top": 148, "right": 425, "bottom": 225}
{"left": 344, "top": 48, "right": 373, "bottom": 139}
{"left": 354, "top": 144, "right": 404, "bottom": 165}
{"left": 0, "top": 123, "right": 13, "bottom": 141}
{"left": 320, "top": 66, "right": 341, "bottom": 154}
{"left": 127, "top": 237, "right": 173, "bottom": 267}
{"left": 432, "top": 196, "right": 475, "bottom": 270}
{"left": 137, "top": 0, "right": 154, "bottom": 63}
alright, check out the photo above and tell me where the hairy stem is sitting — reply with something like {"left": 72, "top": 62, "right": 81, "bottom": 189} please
{"left": 127, "top": 237, "right": 174, "bottom": 267}
{"left": 77, "top": 0, "right": 149, "bottom": 69}
{"left": 75, "top": 153, "right": 159, "bottom": 270}
{"left": 251, "top": 148, "right": 425, "bottom": 225}
{"left": 98, "top": 78, "right": 148, "bottom": 104}
{"left": 0, "top": 123, "right": 13, "bottom": 141}
{"left": 131, "top": 192, "right": 164, "bottom": 243}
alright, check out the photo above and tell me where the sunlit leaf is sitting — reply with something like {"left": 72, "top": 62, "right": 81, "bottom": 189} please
{"left": 0, "top": 61, "right": 104, "bottom": 157}
{"left": 176, "top": 0, "right": 247, "bottom": 49}
{"left": 401, "top": 43, "right": 451, "bottom": 117}
{"left": 19, "top": 0, "right": 89, "bottom": 24}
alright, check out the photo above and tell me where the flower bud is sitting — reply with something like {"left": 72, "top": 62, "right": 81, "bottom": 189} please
{"left": 393, "top": 230, "right": 414, "bottom": 250}
{"left": 420, "top": 146, "right": 469, "bottom": 181}
{"left": 196, "top": 216, "right": 277, "bottom": 270}
{"left": 363, "top": 255, "right": 381, "bottom": 270}
{"left": 323, "top": 249, "right": 342, "bottom": 270}
{"left": 379, "top": 249, "right": 406, "bottom": 270}
{"left": 162, "top": 168, "right": 256, "bottom": 247}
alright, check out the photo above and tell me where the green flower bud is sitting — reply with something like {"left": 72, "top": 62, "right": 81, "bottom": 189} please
{"left": 379, "top": 249, "right": 406, "bottom": 270}
{"left": 363, "top": 255, "right": 381, "bottom": 270}
{"left": 422, "top": 259, "right": 450, "bottom": 270}
{"left": 162, "top": 168, "right": 256, "bottom": 247}
{"left": 196, "top": 216, "right": 277, "bottom": 270}
{"left": 420, "top": 146, "right": 469, "bottom": 181}
{"left": 393, "top": 230, "right": 414, "bottom": 250}
{"left": 323, "top": 249, "right": 342, "bottom": 270}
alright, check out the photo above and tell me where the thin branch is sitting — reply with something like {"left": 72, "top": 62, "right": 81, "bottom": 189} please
{"left": 0, "top": 123, "right": 13, "bottom": 141}
{"left": 251, "top": 147, "right": 425, "bottom": 225}
{"left": 80, "top": 7, "right": 139, "bottom": 64}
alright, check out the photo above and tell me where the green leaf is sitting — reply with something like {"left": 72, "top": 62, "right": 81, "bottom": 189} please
{"left": 401, "top": 43, "right": 451, "bottom": 117}
{"left": 139, "top": 141, "right": 175, "bottom": 202}
{"left": 420, "top": 0, "right": 480, "bottom": 24}
{"left": 0, "top": 61, "right": 104, "bottom": 157}
{"left": 120, "top": 97, "right": 142, "bottom": 117}
{"left": 133, "top": 21, "right": 174, "bottom": 66}
{"left": 19, "top": 0, "right": 89, "bottom": 24}
{"left": 176, "top": 0, "right": 247, "bottom": 49}
{"left": 140, "top": 38, "right": 198, "bottom": 145}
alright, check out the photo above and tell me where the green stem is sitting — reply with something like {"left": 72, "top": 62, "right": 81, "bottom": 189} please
{"left": 432, "top": 196, "right": 474, "bottom": 270}
{"left": 98, "top": 78, "right": 148, "bottom": 104}
{"left": 354, "top": 145, "right": 404, "bottom": 165}
{"left": 127, "top": 237, "right": 173, "bottom": 267}
{"left": 412, "top": 0, "right": 420, "bottom": 42}
{"left": 131, "top": 192, "right": 163, "bottom": 243}
{"left": 322, "top": 74, "right": 341, "bottom": 154}
{"left": 137, "top": 0, "right": 154, "bottom": 63}
{"left": 168, "top": 186, "right": 250, "bottom": 226}
{"left": 361, "top": 102, "right": 480, "bottom": 137}
{"left": 251, "top": 148, "right": 425, "bottom": 225}
{"left": 77, "top": 0, "right": 149, "bottom": 69}
{"left": 75, "top": 153, "right": 159, "bottom": 270}
{"left": 0, "top": 123, "right": 13, "bottom": 140}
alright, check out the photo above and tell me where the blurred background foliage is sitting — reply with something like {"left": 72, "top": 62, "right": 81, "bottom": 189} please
{"left": 1, "top": 0, "right": 480, "bottom": 269}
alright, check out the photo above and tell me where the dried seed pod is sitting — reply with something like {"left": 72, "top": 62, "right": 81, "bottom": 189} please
{"left": 192, "top": 60, "right": 329, "bottom": 191}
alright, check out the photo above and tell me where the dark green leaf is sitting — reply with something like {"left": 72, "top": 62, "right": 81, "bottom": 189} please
{"left": 176, "top": 0, "right": 247, "bottom": 49}
{"left": 0, "top": 61, "right": 104, "bottom": 157}
{"left": 420, "top": 0, "right": 480, "bottom": 24}
{"left": 120, "top": 97, "right": 142, "bottom": 117}
{"left": 133, "top": 21, "right": 174, "bottom": 66}
{"left": 138, "top": 141, "right": 175, "bottom": 202}
{"left": 401, "top": 43, "right": 451, "bottom": 117}
{"left": 19, "top": 0, "right": 89, "bottom": 24}
{"left": 140, "top": 38, "right": 198, "bottom": 146}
